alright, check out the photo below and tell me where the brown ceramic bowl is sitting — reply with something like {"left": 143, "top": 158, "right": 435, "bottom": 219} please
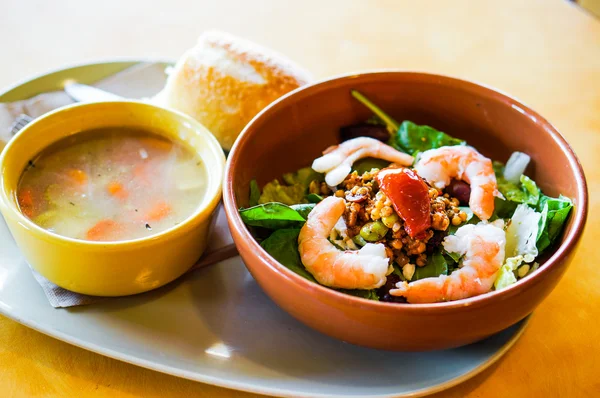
{"left": 223, "top": 71, "right": 588, "bottom": 351}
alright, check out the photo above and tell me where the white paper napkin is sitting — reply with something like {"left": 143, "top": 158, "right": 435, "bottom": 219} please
{"left": 0, "top": 63, "right": 234, "bottom": 308}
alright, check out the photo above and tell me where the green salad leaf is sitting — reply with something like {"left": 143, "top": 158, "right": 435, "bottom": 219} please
{"left": 350, "top": 90, "right": 465, "bottom": 155}
{"left": 282, "top": 167, "right": 324, "bottom": 188}
{"left": 352, "top": 158, "right": 390, "bottom": 174}
{"left": 491, "top": 196, "right": 518, "bottom": 220}
{"left": 493, "top": 161, "right": 540, "bottom": 206}
{"left": 306, "top": 193, "right": 324, "bottom": 203}
{"left": 391, "top": 262, "right": 407, "bottom": 281}
{"left": 258, "top": 167, "right": 324, "bottom": 205}
{"left": 290, "top": 203, "right": 316, "bottom": 220}
{"left": 260, "top": 229, "right": 317, "bottom": 282}
{"left": 389, "top": 121, "right": 465, "bottom": 155}
{"left": 413, "top": 250, "right": 448, "bottom": 280}
{"left": 448, "top": 206, "right": 476, "bottom": 234}
{"left": 497, "top": 175, "right": 540, "bottom": 206}
{"left": 239, "top": 203, "right": 307, "bottom": 229}
{"left": 494, "top": 263, "right": 517, "bottom": 290}
{"left": 536, "top": 194, "right": 573, "bottom": 252}
{"left": 249, "top": 179, "right": 261, "bottom": 207}
{"left": 338, "top": 289, "right": 380, "bottom": 301}
{"left": 259, "top": 180, "right": 307, "bottom": 205}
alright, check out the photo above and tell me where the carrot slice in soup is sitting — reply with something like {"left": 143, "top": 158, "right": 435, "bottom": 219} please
{"left": 107, "top": 182, "right": 128, "bottom": 199}
{"left": 145, "top": 201, "right": 171, "bottom": 221}
{"left": 86, "top": 219, "right": 120, "bottom": 241}
{"left": 139, "top": 137, "right": 172, "bottom": 152}
{"left": 67, "top": 169, "right": 88, "bottom": 185}
{"left": 17, "top": 188, "right": 34, "bottom": 218}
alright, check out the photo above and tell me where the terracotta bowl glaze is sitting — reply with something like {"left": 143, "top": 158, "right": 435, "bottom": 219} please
{"left": 223, "top": 72, "right": 588, "bottom": 351}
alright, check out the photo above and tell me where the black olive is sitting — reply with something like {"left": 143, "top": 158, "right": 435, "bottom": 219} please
{"left": 446, "top": 179, "right": 471, "bottom": 205}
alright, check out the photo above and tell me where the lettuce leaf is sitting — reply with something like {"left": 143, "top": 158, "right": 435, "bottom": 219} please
{"left": 536, "top": 194, "right": 573, "bottom": 252}
{"left": 505, "top": 204, "right": 541, "bottom": 262}
{"left": 260, "top": 228, "right": 317, "bottom": 282}
{"left": 282, "top": 167, "right": 324, "bottom": 188}
{"left": 494, "top": 263, "right": 517, "bottom": 290}
{"left": 494, "top": 162, "right": 540, "bottom": 206}
{"left": 259, "top": 180, "right": 307, "bottom": 205}
{"left": 259, "top": 167, "right": 324, "bottom": 205}
{"left": 388, "top": 121, "right": 465, "bottom": 155}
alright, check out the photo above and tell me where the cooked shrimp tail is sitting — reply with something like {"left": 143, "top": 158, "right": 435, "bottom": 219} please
{"left": 414, "top": 146, "right": 499, "bottom": 220}
{"left": 312, "top": 137, "right": 413, "bottom": 186}
{"left": 390, "top": 223, "right": 506, "bottom": 303}
{"left": 298, "top": 196, "right": 390, "bottom": 289}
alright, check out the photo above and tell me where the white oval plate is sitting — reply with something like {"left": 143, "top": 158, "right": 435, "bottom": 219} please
{"left": 0, "top": 61, "right": 528, "bottom": 398}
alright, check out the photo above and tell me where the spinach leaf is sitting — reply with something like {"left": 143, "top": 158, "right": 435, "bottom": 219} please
{"left": 260, "top": 229, "right": 317, "bottom": 282}
{"left": 352, "top": 157, "right": 390, "bottom": 174}
{"left": 259, "top": 179, "right": 307, "bottom": 205}
{"left": 350, "top": 90, "right": 464, "bottom": 155}
{"left": 389, "top": 121, "right": 465, "bottom": 155}
{"left": 338, "top": 288, "right": 380, "bottom": 301}
{"left": 290, "top": 203, "right": 315, "bottom": 220}
{"left": 391, "top": 262, "right": 407, "bottom": 281}
{"left": 413, "top": 250, "right": 448, "bottom": 280}
{"left": 306, "top": 193, "right": 324, "bottom": 203}
{"left": 448, "top": 206, "right": 477, "bottom": 234}
{"left": 536, "top": 194, "right": 573, "bottom": 252}
{"left": 445, "top": 251, "right": 462, "bottom": 263}
{"left": 249, "top": 179, "right": 261, "bottom": 207}
{"left": 239, "top": 203, "right": 306, "bottom": 229}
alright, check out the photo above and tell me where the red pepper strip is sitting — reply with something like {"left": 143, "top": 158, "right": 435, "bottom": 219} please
{"left": 377, "top": 168, "right": 431, "bottom": 238}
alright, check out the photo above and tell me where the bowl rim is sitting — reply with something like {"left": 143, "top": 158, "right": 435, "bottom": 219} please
{"left": 0, "top": 99, "right": 225, "bottom": 249}
{"left": 224, "top": 70, "right": 589, "bottom": 312}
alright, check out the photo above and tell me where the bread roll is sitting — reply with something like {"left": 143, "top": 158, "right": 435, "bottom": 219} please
{"left": 154, "top": 31, "right": 312, "bottom": 150}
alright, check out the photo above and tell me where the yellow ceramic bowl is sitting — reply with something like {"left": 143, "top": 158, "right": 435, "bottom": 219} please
{"left": 0, "top": 101, "right": 225, "bottom": 296}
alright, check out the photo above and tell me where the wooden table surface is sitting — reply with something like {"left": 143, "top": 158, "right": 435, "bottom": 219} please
{"left": 1, "top": 0, "right": 599, "bottom": 396}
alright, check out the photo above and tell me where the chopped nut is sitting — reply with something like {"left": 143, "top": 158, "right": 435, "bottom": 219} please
{"left": 381, "top": 206, "right": 394, "bottom": 217}
{"left": 391, "top": 239, "right": 403, "bottom": 250}
{"left": 432, "top": 212, "right": 450, "bottom": 231}
{"left": 403, "top": 263, "right": 416, "bottom": 281}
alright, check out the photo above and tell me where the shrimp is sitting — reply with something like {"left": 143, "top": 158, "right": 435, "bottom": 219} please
{"left": 414, "top": 146, "right": 499, "bottom": 220}
{"left": 312, "top": 137, "right": 414, "bottom": 186}
{"left": 390, "top": 223, "right": 506, "bottom": 303}
{"left": 298, "top": 196, "right": 390, "bottom": 289}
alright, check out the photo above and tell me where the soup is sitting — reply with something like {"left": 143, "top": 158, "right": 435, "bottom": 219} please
{"left": 16, "top": 128, "right": 207, "bottom": 241}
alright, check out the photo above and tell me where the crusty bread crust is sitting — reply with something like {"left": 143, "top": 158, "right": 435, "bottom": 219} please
{"left": 155, "top": 31, "right": 312, "bottom": 150}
